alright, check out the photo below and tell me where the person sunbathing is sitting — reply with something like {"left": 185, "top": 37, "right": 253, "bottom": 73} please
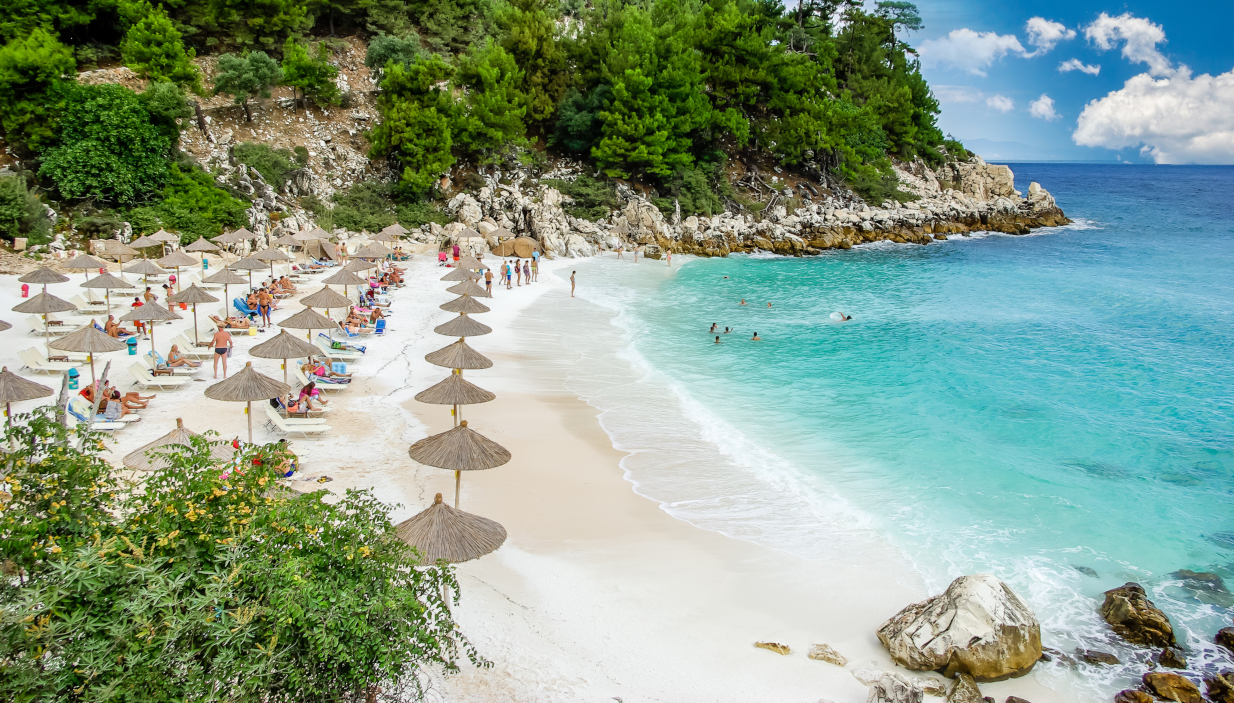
{"left": 344, "top": 311, "right": 364, "bottom": 334}
{"left": 210, "top": 314, "right": 250, "bottom": 330}
{"left": 298, "top": 382, "right": 329, "bottom": 410}
{"left": 277, "top": 276, "right": 297, "bottom": 293}
{"left": 166, "top": 345, "right": 201, "bottom": 368}
{"left": 303, "top": 361, "right": 351, "bottom": 383}
{"left": 104, "top": 316, "right": 132, "bottom": 338}
{"left": 369, "top": 307, "right": 385, "bottom": 324}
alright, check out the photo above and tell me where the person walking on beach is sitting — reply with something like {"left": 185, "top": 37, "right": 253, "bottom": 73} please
{"left": 484, "top": 268, "right": 493, "bottom": 297}
{"left": 257, "top": 287, "right": 272, "bottom": 328}
{"left": 522, "top": 260, "right": 531, "bottom": 284}
{"left": 452, "top": 242, "right": 460, "bottom": 264}
{"left": 667, "top": 250, "right": 672, "bottom": 266}
{"left": 211, "top": 326, "right": 233, "bottom": 379}
{"left": 616, "top": 245, "right": 624, "bottom": 259}
{"left": 531, "top": 257, "right": 539, "bottom": 282}
{"left": 570, "top": 271, "right": 576, "bottom": 297}
{"left": 505, "top": 260, "right": 513, "bottom": 289}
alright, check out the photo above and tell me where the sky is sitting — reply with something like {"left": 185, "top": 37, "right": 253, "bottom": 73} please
{"left": 907, "top": 0, "right": 1234, "bottom": 162}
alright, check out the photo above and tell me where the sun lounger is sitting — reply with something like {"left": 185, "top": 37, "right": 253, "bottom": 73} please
{"left": 129, "top": 363, "right": 191, "bottom": 390}
{"left": 18, "top": 348, "right": 78, "bottom": 374}
{"left": 263, "top": 405, "right": 331, "bottom": 437}
{"left": 172, "top": 334, "right": 215, "bottom": 357}
{"left": 294, "top": 365, "right": 347, "bottom": 393}
{"left": 30, "top": 347, "right": 89, "bottom": 365}
{"left": 66, "top": 397, "right": 127, "bottom": 432}
{"left": 314, "top": 335, "right": 363, "bottom": 361}
{"left": 142, "top": 352, "right": 198, "bottom": 377}
{"left": 26, "top": 315, "right": 73, "bottom": 337}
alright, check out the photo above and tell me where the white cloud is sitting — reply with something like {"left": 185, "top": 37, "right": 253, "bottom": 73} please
{"left": 919, "top": 29, "right": 1027, "bottom": 76}
{"left": 986, "top": 95, "right": 1015, "bottom": 112}
{"left": 1025, "top": 18, "right": 1075, "bottom": 56}
{"left": 1084, "top": 12, "right": 1174, "bottom": 77}
{"left": 1029, "top": 94, "right": 1060, "bottom": 121}
{"left": 1074, "top": 69, "right": 1234, "bottom": 163}
{"left": 933, "top": 85, "right": 984, "bottom": 104}
{"left": 1059, "top": 58, "right": 1101, "bottom": 76}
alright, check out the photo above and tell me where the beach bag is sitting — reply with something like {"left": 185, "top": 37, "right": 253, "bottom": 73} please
{"left": 103, "top": 400, "right": 121, "bottom": 421}
{"left": 330, "top": 340, "right": 347, "bottom": 350}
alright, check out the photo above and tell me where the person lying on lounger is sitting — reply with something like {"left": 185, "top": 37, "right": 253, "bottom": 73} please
{"left": 210, "top": 315, "right": 251, "bottom": 329}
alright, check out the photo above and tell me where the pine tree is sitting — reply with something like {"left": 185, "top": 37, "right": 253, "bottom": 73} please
{"left": 498, "top": 0, "right": 568, "bottom": 124}
{"left": 0, "top": 28, "right": 75, "bottom": 156}
{"left": 454, "top": 39, "right": 527, "bottom": 160}
{"left": 281, "top": 38, "right": 340, "bottom": 109}
{"left": 121, "top": 3, "right": 203, "bottom": 93}
{"left": 369, "top": 98, "right": 454, "bottom": 194}
{"left": 212, "top": 51, "right": 283, "bottom": 121}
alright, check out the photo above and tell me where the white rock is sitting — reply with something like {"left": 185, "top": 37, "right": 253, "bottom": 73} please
{"left": 868, "top": 672, "right": 924, "bottom": 703}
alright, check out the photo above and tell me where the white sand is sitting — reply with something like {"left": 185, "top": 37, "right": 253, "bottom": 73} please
{"left": 0, "top": 257, "right": 1076, "bottom": 703}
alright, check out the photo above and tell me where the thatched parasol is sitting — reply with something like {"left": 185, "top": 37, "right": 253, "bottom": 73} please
{"left": 394, "top": 493, "right": 507, "bottom": 563}
{"left": 308, "top": 226, "right": 332, "bottom": 240}
{"left": 440, "top": 267, "right": 481, "bottom": 282}
{"left": 150, "top": 229, "right": 180, "bottom": 256}
{"left": 356, "top": 242, "right": 394, "bottom": 259}
{"left": 0, "top": 320, "right": 10, "bottom": 332}
{"left": 425, "top": 339, "right": 493, "bottom": 370}
{"left": 381, "top": 222, "right": 409, "bottom": 236}
{"left": 250, "top": 329, "right": 319, "bottom": 384}
{"left": 253, "top": 247, "right": 291, "bottom": 278}
{"left": 205, "top": 361, "right": 291, "bottom": 443}
{"left": 446, "top": 279, "right": 488, "bottom": 297}
{"left": 228, "top": 256, "right": 266, "bottom": 288}
{"left": 292, "top": 230, "right": 319, "bottom": 242}
{"left": 184, "top": 237, "right": 220, "bottom": 252}
{"left": 344, "top": 259, "right": 375, "bottom": 273}
{"left": 0, "top": 366, "right": 53, "bottom": 426}
{"left": 457, "top": 255, "right": 487, "bottom": 270}
{"left": 104, "top": 240, "right": 138, "bottom": 264}
{"left": 81, "top": 271, "right": 134, "bottom": 314}
{"left": 49, "top": 324, "right": 126, "bottom": 389}
{"left": 120, "top": 301, "right": 182, "bottom": 356}
{"left": 322, "top": 268, "right": 367, "bottom": 297}
{"left": 215, "top": 227, "right": 255, "bottom": 244}
{"left": 124, "top": 258, "right": 167, "bottom": 285}
{"left": 440, "top": 295, "right": 490, "bottom": 315}
{"left": 273, "top": 232, "right": 301, "bottom": 247}
{"left": 169, "top": 284, "right": 220, "bottom": 347}
{"left": 415, "top": 372, "right": 495, "bottom": 428}
{"left": 203, "top": 268, "right": 248, "bottom": 311}
{"left": 13, "top": 292, "right": 78, "bottom": 356}
{"left": 158, "top": 250, "right": 198, "bottom": 293}
{"left": 299, "top": 287, "right": 352, "bottom": 317}
{"left": 63, "top": 254, "right": 109, "bottom": 285}
{"left": 19, "top": 267, "right": 69, "bottom": 291}
{"left": 434, "top": 314, "right": 492, "bottom": 338}
{"left": 372, "top": 230, "right": 402, "bottom": 243}
{"left": 408, "top": 420, "right": 511, "bottom": 507}
{"left": 123, "top": 417, "right": 235, "bottom": 472}
{"left": 279, "top": 306, "right": 335, "bottom": 341}
{"left": 128, "top": 234, "right": 161, "bottom": 254}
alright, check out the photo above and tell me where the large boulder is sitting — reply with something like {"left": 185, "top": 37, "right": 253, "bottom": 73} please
{"left": 1216, "top": 627, "right": 1234, "bottom": 653}
{"left": 1206, "top": 672, "right": 1234, "bottom": 703}
{"left": 1114, "top": 691, "right": 1153, "bottom": 703}
{"left": 1142, "top": 672, "right": 1201, "bottom": 703}
{"left": 877, "top": 575, "right": 1041, "bottom": 682}
{"left": 1100, "top": 583, "right": 1175, "bottom": 647}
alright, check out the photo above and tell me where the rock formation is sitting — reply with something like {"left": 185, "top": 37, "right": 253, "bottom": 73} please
{"left": 1157, "top": 646, "right": 1187, "bottom": 669}
{"left": 1216, "top": 627, "right": 1234, "bottom": 653}
{"left": 944, "top": 674, "right": 983, "bottom": 703}
{"left": 1100, "top": 583, "right": 1176, "bottom": 647}
{"left": 867, "top": 671, "right": 925, "bottom": 703}
{"left": 1074, "top": 649, "right": 1120, "bottom": 666}
{"left": 877, "top": 575, "right": 1042, "bottom": 682}
{"left": 1206, "top": 671, "right": 1234, "bottom": 703}
{"left": 808, "top": 643, "right": 848, "bottom": 666}
{"left": 1141, "top": 672, "right": 1202, "bottom": 703}
{"left": 1114, "top": 690, "right": 1153, "bottom": 703}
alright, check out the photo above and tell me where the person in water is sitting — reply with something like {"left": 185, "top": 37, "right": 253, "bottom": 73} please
{"left": 714, "top": 336, "right": 722, "bottom": 344}
{"left": 836, "top": 312, "right": 852, "bottom": 321}
{"left": 724, "top": 327, "right": 732, "bottom": 334}
{"left": 710, "top": 323, "right": 717, "bottom": 333}
{"left": 767, "top": 302, "right": 772, "bottom": 308}
{"left": 739, "top": 299, "right": 747, "bottom": 306}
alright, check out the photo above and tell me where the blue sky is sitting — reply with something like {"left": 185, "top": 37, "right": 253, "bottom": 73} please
{"left": 908, "top": 1, "right": 1234, "bottom": 162}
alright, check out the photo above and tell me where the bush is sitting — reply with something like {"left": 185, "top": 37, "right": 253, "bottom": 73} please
{"left": 0, "top": 406, "right": 479, "bottom": 701}
{"left": 651, "top": 162, "right": 731, "bottom": 217}
{"left": 303, "top": 180, "right": 451, "bottom": 232}
{"left": 121, "top": 3, "right": 204, "bottom": 93}
{"left": 232, "top": 142, "right": 303, "bottom": 192}
{"left": 127, "top": 162, "right": 250, "bottom": 242}
{"left": 282, "top": 37, "right": 340, "bottom": 109}
{"left": 541, "top": 172, "right": 619, "bottom": 220}
{"left": 0, "top": 173, "right": 51, "bottom": 242}
{"left": 364, "top": 33, "right": 424, "bottom": 75}
{"left": 0, "top": 28, "right": 75, "bottom": 156}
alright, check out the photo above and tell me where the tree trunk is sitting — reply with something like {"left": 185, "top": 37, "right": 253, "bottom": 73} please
{"left": 242, "top": 98, "right": 252, "bottom": 122}
{"left": 54, "top": 373, "right": 69, "bottom": 429}
{"left": 194, "top": 99, "right": 210, "bottom": 138}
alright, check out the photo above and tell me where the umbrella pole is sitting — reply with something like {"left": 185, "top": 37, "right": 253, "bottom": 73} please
{"left": 43, "top": 313, "right": 50, "bottom": 358}
{"left": 89, "top": 356, "right": 96, "bottom": 392}
{"left": 247, "top": 400, "right": 253, "bottom": 444}
{"left": 193, "top": 304, "right": 199, "bottom": 346}
{"left": 282, "top": 357, "right": 288, "bottom": 385}
{"left": 454, "top": 470, "right": 461, "bottom": 508}
{"left": 106, "top": 289, "right": 111, "bottom": 317}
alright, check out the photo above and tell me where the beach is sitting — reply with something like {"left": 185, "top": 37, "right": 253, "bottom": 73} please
{"left": 0, "top": 254, "right": 1078, "bottom": 702}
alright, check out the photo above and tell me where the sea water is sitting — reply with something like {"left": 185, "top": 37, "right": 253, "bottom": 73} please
{"left": 523, "top": 164, "right": 1234, "bottom": 699}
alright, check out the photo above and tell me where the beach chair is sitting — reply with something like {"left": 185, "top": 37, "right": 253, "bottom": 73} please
{"left": 233, "top": 298, "right": 259, "bottom": 318}
{"left": 314, "top": 335, "right": 363, "bottom": 361}
{"left": 30, "top": 347, "right": 89, "bottom": 365}
{"left": 129, "top": 363, "right": 191, "bottom": 390}
{"left": 143, "top": 351, "right": 198, "bottom": 377}
{"left": 173, "top": 334, "right": 215, "bottom": 357}
{"left": 26, "top": 315, "right": 73, "bottom": 337}
{"left": 294, "top": 365, "right": 347, "bottom": 393}
{"left": 263, "top": 405, "right": 331, "bottom": 437}
{"left": 69, "top": 294, "right": 107, "bottom": 314}
{"left": 18, "top": 348, "right": 78, "bottom": 374}
{"left": 272, "top": 395, "right": 330, "bottom": 419}
{"left": 66, "top": 397, "right": 127, "bottom": 432}
{"left": 373, "top": 319, "right": 386, "bottom": 336}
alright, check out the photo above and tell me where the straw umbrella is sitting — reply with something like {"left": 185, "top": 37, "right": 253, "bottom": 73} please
{"left": 63, "top": 253, "right": 108, "bottom": 286}
{"left": 415, "top": 372, "right": 495, "bottom": 427}
{"left": 408, "top": 420, "right": 510, "bottom": 508}
{"left": 300, "top": 287, "right": 352, "bottom": 321}
{"left": 356, "top": 242, "right": 394, "bottom": 259}
{"left": 158, "top": 250, "right": 197, "bottom": 293}
{"left": 81, "top": 271, "right": 133, "bottom": 315}
{"left": 13, "top": 292, "right": 77, "bottom": 356}
{"left": 381, "top": 222, "right": 409, "bottom": 237}
{"left": 0, "top": 320, "right": 11, "bottom": 332}
{"left": 203, "top": 268, "right": 248, "bottom": 314}
{"left": 250, "top": 329, "right": 319, "bottom": 384}
{"left": 425, "top": 339, "right": 493, "bottom": 371}
{"left": 372, "top": 230, "right": 402, "bottom": 243}
{"left": 123, "top": 417, "right": 235, "bottom": 472}
{"left": 273, "top": 233, "right": 301, "bottom": 248}
{"left": 169, "top": 285, "right": 220, "bottom": 347}
{"left": 20, "top": 267, "right": 69, "bottom": 298}
{"left": 150, "top": 229, "right": 180, "bottom": 256}
{"left": 322, "top": 268, "right": 367, "bottom": 298}
{"left": 394, "top": 493, "right": 507, "bottom": 563}
{"left": 184, "top": 237, "right": 220, "bottom": 254}
{"left": 205, "top": 362, "right": 291, "bottom": 444}
{"left": 124, "top": 258, "right": 167, "bottom": 287}
{"left": 440, "top": 267, "right": 481, "bottom": 282}
{"left": 446, "top": 279, "right": 488, "bottom": 297}
{"left": 49, "top": 324, "right": 126, "bottom": 389}
{"left": 228, "top": 256, "right": 266, "bottom": 289}
{"left": 105, "top": 240, "right": 138, "bottom": 269}
{"left": 128, "top": 235, "right": 161, "bottom": 257}
{"left": 440, "top": 295, "right": 490, "bottom": 315}
{"left": 292, "top": 230, "right": 319, "bottom": 243}
{"left": 253, "top": 247, "right": 291, "bottom": 279}
{"left": 214, "top": 228, "right": 255, "bottom": 261}
{"left": 279, "top": 306, "right": 335, "bottom": 342}
{"left": 434, "top": 314, "right": 492, "bottom": 338}
{"left": 120, "top": 301, "right": 181, "bottom": 356}
{"left": 0, "top": 367, "right": 52, "bottom": 427}
{"left": 457, "top": 255, "right": 487, "bottom": 271}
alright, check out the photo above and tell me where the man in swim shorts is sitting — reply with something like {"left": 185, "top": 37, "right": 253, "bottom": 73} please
{"left": 211, "top": 327, "right": 233, "bottom": 379}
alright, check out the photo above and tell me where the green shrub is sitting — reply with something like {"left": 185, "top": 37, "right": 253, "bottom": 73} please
{"left": 303, "top": 180, "right": 451, "bottom": 232}
{"left": 651, "top": 161, "right": 732, "bottom": 217}
{"left": 0, "top": 173, "right": 51, "bottom": 242}
{"left": 0, "top": 28, "right": 75, "bottom": 157}
{"left": 128, "top": 162, "right": 250, "bottom": 242}
{"left": 232, "top": 141, "right": 302, "bottom": 192}
{"left": 282, "top": 37, "right": 340, "bottom": 109}
{"left": 364, "top": 33, "right": 424, "bottom": 75}
{"left": 121, "top": 3, "right": 204, "bottom": 93}
{"left": 541, "top": 172, "right": 619, "bottom": 220}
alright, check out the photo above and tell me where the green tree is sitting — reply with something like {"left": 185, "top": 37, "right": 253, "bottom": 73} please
{"left": 0, "top": 0, "right": 119, "bottom": 44}
{"left": 363, "top": 33, "right": 423, "bottom": 76}
{"left": 454, "top": 39, "right": 527, "bottom": 160}
{"left": 213, "top": 50, "right": 283, "bottom": 121}
{"left": 498, "top": 0, "right": 568, "bottom": 124}
{"left": 39, "top": 83, "right": 173, "bottom": 205}
{"left": 0, "top": 173, "right": 51, "bottom": 242}
{"left": 121, "top": 3, "right": 203, "bottom": 93}
{"left": 281, "top": 37, "right": 340, "bottom": 109}
{"left": 139, "top": 80, "right": 192, "bottom": 145}
{"left": 208, "top": 0, "right": 309, "bottom": 48}
{"left": 129, "top": 161, "right": 251, "bottom": 242}
{"left": 0, "top": 28, "right": 75, "bottom": 156}
{"left": 370, "top": 98, "right": 454, "bottom": 194}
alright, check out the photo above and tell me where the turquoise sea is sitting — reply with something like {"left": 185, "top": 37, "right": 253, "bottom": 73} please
{"left": 530, "top": 164, "right": 1234, "bottom": 699}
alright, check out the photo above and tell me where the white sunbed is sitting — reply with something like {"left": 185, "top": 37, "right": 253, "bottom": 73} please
{"left": 314, "top": 336, "right": 363, "bottom": 361}
{"left": 66, "top": 398, "right": 127, "bottom": 432}
{"left": 141, "top": 353, "right": 198, "bottom": 377}
{"left": 172, "top": 334, "right": 215, "bottom": 358}
{"left": 18, "top": 348, "right": 78, "bottom": 374}
{"left": 30, "top": 347, "right": 89, "bottom": 365}
{"left": 26, "top": 315, "right": 73, "bottom": 337}
{"left": 294, "top": 365, "right": 348, "bottom": 393}
{"left": 263, "top": 405, "right": 331, "bottom": 438}
{"left": 129, "top": 363, "right": 191, "bottom": 390}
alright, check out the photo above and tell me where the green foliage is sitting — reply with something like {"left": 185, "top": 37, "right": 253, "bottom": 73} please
{"left": 212, "top": 50, "right": 283, "bottom": 121}
{"left": 454, "top": 39, "right": 526, "bottom": 161}
{"left": 0, "top": 173, "right": 51, "bottom": 242}
{"left": 0, "top": 406, "right": 479, "bottom": 702}
{"left": 651, "top": 161, "right": 732, "bottom": 216}
{"left": 208, "top": 0, "right": 309, "bottom": 48}
{"left": 371, "top": 55, "right": 456, "bottom": 194}
{"left": 498, "top": 0, "right": 567, "bottom": 123}
{"left": 129, "top": 161, "right": 250, "bottom": 241}
{"left": 541, "top": 172, "right": 619, "bottom": 220}
{"left": 40, "top": 83, "right": 173, "bottom": 205}
{"left": 0, "top": 28, "right": 75, "bottom": 157}
{"left": 232, "top": 141, "right": 303, "bottom": 191}
{"left": 121, "top": 3, "right": 204, "bottom": 93}
{"left": 282, "top": 37, "right": 340, "bottom": 108}
{"left": 0, "top": 0, "right": 118, "bottom": 44}
{"left": 139, "top": 80, "right": 193, "bottom": 144}
{"left": 552, "top": 86, "right": 606, "bottom": 155}
{"left": 409, "top": 0, "right": 494, "bottom": 55}
{"left": 364, "top": 33, "right": 424, "bottom": 75}
{"left": 304, "top": 179, "right": 450, "bottom": 231}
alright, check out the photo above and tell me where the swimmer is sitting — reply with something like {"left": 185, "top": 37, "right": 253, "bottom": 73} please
{"left": 831, "top": 311, "right": 853, "bottom": 321}
{"left": 767, "top": 302, "right": 772, "bottom": 308}
{"left": 739, "top": 299, "right": 747, "bottom": 306}
{"left": 723, "top": 276, "right": 729, "bottom": 279}
{"left": 714, "top": 336, "right": 722, "bottom": 344}
{"left": 710, "top": 323, "right": 717, "bottom": 333}
{"left": 724, "top": 327, "right": 732, "bottom": 334}
{"left": 751, "top": 332, "right": 761, "bottom": 341}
